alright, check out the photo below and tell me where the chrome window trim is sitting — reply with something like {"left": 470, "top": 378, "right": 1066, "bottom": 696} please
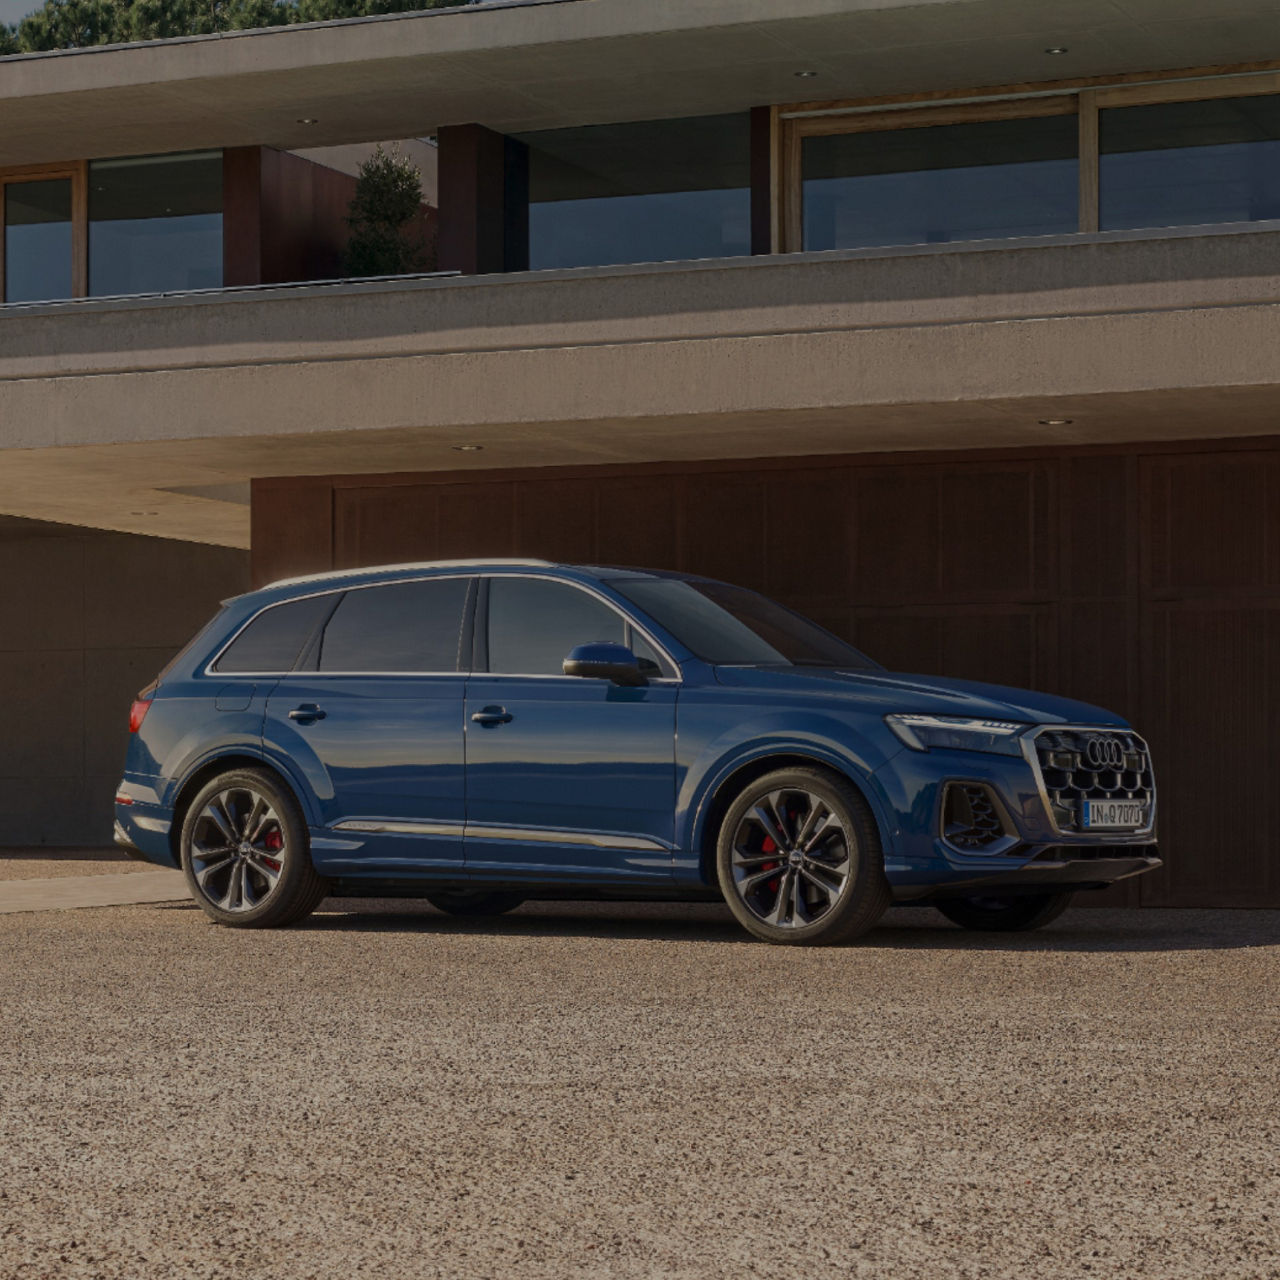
{"left": 1019, "top": 723, "right": 1158, "bottom": 839}
{"left": 203, "top": 572, "right": 475, "bottom": 678}
{"left": 333, "top": 818, "right": 669, "bottom": 853}
{"left": 480, "top": 571, "right": 683, "bottom": 682}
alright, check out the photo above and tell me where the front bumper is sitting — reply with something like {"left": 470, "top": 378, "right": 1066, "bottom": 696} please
{"left": 891, "top": 851, "right": 1161, "bottom": 902}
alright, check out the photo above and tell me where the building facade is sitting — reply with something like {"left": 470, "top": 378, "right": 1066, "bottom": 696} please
{"left": 2, "top": 0, "right": 1278, "bottom": 906}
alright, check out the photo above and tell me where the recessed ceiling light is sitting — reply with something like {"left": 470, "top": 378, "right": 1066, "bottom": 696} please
{"left": 129, "top": 510, "right": 159, "bottom": 516}
{"left": 296, "top": 117, "right": 319, "bottom": 125}
{"left": 452, "top": 444, "right": 484, "bottom": 452}
{"left": 1044, "top": 46, "right": 1069, "bottom": 55}
{"left": 1038, "top": 418, "right": 1074, "bottom": 426}
{"left": 794, "top": 70, "right": 818, "bottom": 78}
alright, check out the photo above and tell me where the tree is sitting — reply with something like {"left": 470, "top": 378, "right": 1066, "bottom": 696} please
{"left": 2, "top": 0, "right": 469, "bottom": 53}
{"left": 344, "top": 144, "right": 431, "bottom": 278}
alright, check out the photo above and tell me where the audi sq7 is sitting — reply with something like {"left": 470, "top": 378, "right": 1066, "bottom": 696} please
{"left": 114, "top": 561, "right": 1159, "bottom": 944}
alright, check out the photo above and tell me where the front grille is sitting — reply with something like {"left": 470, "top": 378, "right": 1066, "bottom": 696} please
{"left": 943, "top": 783, "right": 1011, "bottom": 851}
{"left": 1031, "top": 728, "right": 1154, "bottom": 834}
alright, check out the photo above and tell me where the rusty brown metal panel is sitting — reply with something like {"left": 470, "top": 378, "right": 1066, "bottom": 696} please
{"left": 249, "top": 476, "right": 332, "bottom": 588}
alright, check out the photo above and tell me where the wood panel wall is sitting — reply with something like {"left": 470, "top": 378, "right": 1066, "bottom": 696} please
{"left": 251, "top": 436, "right": 1280, "bottom": 908}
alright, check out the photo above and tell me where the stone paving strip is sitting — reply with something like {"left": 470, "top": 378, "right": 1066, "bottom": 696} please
{"left": 0, "top": 868, "right": 187, "bottom": 913}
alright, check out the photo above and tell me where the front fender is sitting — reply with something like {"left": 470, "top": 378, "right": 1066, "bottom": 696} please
{"left": 676, "top": 706, "right": 903, "bottom": 878}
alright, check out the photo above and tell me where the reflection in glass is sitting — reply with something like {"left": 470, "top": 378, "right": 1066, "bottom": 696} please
{"left": 518, "top": 114, "right": 751, "bottom": 270}
{"left": 4, "top": 179, "right": 73, "bottom": 303}
{"left": 1100, "top": 95, "right": 1280, "bottom": 231}
{"left": 89, "top": 151, "right": 222, "bottom": 296}
{"left": 802, "top": 114, "right": 1079, "bottom": 251}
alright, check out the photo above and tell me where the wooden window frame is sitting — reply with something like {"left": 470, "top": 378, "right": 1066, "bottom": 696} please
{"left": 0, "top": 160, "right": 89, "bottom": 303}
{"left": 775, "top": 66, "right": 1280, "bottom": 253}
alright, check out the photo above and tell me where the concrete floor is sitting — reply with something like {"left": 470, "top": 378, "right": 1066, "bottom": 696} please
{"left": 1, "top": 898, "right": 1277, "bottom": 1279}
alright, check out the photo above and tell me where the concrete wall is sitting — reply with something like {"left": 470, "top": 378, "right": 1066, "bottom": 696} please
{"left": 0, "top": 518, "right": 249, "bottom": 847}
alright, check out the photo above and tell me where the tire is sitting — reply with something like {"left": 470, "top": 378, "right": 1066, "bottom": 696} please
{"left": 179, "top": 767, "right": 328, "bottom": 928}
{"left": 935, "top": 891, "right": 1074, "bottom": 933}
{"left": 716, "top": 766, "right": 891, "bottom": 945}
{"left": 425, "top": 891, "right": 525, "bottom": 917}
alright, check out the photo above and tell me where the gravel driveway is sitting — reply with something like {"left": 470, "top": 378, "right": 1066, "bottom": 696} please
{"left": 2, "top": 899, "right": 1277, "bottom": 1279}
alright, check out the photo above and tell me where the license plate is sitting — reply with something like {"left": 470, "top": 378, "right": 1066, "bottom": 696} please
{"left": 1083, "top": 800, "right": 1146, "bottom": 829}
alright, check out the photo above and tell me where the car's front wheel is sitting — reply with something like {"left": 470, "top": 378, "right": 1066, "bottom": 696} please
{"left": 179, "top": 767, "right": 328, "bottom": 928}
{"left": 716, "top": 766, "right": 890, "bottom": 945}
{"left": 935, "top": 891, "right": 1073, "bottom": 932}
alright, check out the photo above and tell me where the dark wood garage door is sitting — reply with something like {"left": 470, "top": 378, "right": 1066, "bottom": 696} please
{"left": 252, "top": 437, "right": 1280, "bottom": 908}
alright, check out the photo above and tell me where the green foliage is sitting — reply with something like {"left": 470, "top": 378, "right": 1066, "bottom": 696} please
{"left": 1, "top": 0, "right": 469, "bottom": 54}
{"left": 344, "top": 143, "right": 431, "bottom": 278}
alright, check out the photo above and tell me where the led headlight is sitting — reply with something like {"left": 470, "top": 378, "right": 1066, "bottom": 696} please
{"left": 885, "top": 713, "right": 1028, "bottom": 757}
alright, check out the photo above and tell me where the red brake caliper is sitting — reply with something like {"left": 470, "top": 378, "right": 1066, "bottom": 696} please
{"left": 261, "top": 827, "right": 283, "bottom": 871}
{"left": 761, "top": 836, "right": 780, "bottom": 893}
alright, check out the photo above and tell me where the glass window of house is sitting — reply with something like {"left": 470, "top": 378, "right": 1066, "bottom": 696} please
{"left": 88, "top": 152, "right": 222, "bottom": 296}
{"left": 4, "top": 179, "right": 73, "bottom": 304}
{"left": 802, "top": 113, "right": 1079, "bottom": 251}
{"left": 518, "top": 114, "right": 751, "bottom": 270}
{"left": 1100, "top": 94, "right": 1280, "bottom": 231}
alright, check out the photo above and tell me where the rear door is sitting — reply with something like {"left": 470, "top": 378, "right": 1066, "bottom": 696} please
{"left": 263, "top": 575, "right": 473, "bottom": 873}
{"left": 463, "top": 574, "right": 679, "bottom": 882}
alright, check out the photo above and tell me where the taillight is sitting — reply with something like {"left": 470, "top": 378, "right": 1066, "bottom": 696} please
{"left": 129, "top": 687, "right": 156, "bottom": 733}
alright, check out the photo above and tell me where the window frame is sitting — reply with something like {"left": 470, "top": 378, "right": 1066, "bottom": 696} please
{"left": 475, "top": 573, "right": 682, "bottom": 682}
{"left": 776, "top": 66, "right": 1280, "bottom": 252}
{"left": 0, "top": 161, "right": 88, "bottom": 303}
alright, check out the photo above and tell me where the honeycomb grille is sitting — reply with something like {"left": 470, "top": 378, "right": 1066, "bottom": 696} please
{"left": 1032, "top": 728, "right": 1154, "bottom": 833}
{"left": 943, "top": 783, "right": 1008, "bottom": 851}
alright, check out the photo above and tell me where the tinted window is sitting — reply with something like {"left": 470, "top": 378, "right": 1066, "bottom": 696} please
{"left": 319, "top": 578, "right": 469, "bottom": 673}
{"left": 488, "top": 578, "right": 625, "bottom": 675}
{"left": 214, "top": 595, "right": 332, "bottom": 673}
{"left": 803, "top": 114, "right": 1078, "bottom": 251}
{"left": 4, "top": 179, "right": 72, "bottom": 303}
{"left": 89, "top": 152, "right": 223, "bottom": 297}
{"left": 518, "top": 113, "right": 751, "bottom": 270}
{"left": 1100, "top": 95, "right": 1280, "bottom": 231}
{"left": 611, "top": 579, "right": 878, "bottom": 669}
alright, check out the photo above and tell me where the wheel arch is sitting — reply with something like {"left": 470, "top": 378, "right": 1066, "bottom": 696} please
{"left": 168, "top": 753, "right": 304, "bottom": 863}
{"left": 693, "top": 750, "right": 889, "bottom": 888}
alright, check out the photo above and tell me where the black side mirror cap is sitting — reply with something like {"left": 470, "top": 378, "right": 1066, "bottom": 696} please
{"left": 562, "top": 642, "right": 647, "bottom": 686}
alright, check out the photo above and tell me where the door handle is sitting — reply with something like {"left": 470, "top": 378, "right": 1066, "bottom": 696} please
{"left": 288, "top": 704, "right": 327, "bottom": 723}
{"left": 471, "top": 706, "right": 513, "bottom": 726}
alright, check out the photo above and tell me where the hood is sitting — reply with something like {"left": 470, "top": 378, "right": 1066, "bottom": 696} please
{"left": 712, "top": 665, "right": 1125, "bottom": 727}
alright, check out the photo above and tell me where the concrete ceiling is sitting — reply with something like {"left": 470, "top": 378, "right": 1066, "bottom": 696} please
{"left": 2, "top": 0, "right": 1279, "bottom": 165}
{"left": 4, "top": 384, "right": 1280, "bottom": 549}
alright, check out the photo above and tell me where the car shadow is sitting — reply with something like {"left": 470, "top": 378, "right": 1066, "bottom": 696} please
{"left": 248, "top": 898, "right": 1280, "bottom": 953}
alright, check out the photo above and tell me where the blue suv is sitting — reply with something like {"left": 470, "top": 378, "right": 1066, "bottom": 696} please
{"left": 115, "top": 561, "right": 1159, "bottom": 944}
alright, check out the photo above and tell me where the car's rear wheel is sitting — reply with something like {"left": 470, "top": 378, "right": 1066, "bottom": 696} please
{"left": 716, "top": 766, "right": 890, "bottom": 945}
{"left": 179, "top": 768, "right": 328, "bottom": 928}
{"left": 935, "top": 891, "right": 1073, "bottom": 932}
{"left": 425, "top": 891, "right": 525, "bottom": 917}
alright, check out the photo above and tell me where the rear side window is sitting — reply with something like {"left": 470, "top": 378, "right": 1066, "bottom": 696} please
{"left": 318, "top": 577, "right": 470, "bottom": 673}
{"left": 213, "top": 595, "right": 333, "bottom": 674}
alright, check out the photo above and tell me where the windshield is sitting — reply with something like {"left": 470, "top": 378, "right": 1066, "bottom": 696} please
{"left": 608, "top": 579, "right": 879, "bottom": 669}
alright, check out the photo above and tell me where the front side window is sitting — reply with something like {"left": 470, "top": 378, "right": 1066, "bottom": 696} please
{"left": 802, "top": 113, "right": 1079, "bottom": 251}
{"left": 611, "top": 578, "right": 878, "bottom": 669}
{"left": 318, "top": 578, "right": 469, "bottom": 673}
{"left": 214, "top": 594, "right": 333, "bottom": 674}
{"left": 89, "top": 151, "right": 222, "bottom": 297}
{"left": 487, "top": 577, "right": 631, "bottom": 675}
{"left": 1100, "top": 94, "right": 1280, "bottom": 231}
{"left": 519, "top": 113, "right": 751, "bottom": 270}
{"left": 4, "top": 179, "right": 73, "bottom": 303}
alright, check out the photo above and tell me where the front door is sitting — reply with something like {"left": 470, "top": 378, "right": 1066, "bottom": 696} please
{"left": 263, "top": 575, "right": 473, "bottom": 875}
{"left": 464, "top": 575, "right": 678, "bottom": 882}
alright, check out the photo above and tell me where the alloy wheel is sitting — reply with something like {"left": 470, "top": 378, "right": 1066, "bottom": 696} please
{"left": 729, "top": 787, "right": 851, "bottom": 929}
{"left": 189, "top": 786, "right": 287, "bottom": 914}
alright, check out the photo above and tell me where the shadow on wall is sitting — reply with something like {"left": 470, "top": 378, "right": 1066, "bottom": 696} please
{"left": 0, "top": 517, "right": 249, "bottom": 847}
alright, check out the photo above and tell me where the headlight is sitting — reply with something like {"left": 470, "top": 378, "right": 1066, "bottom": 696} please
{"left": 885, "top": 713, "right": 1028, "bottom": 757}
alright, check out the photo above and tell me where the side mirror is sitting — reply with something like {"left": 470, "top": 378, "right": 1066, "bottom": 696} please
{"left": 563, "top": 642, "right": 647, "bottom": 686}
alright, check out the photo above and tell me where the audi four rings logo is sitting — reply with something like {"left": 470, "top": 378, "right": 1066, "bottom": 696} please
{"left": 1084, "top": 736, "right": 1126, "bottom": 769}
